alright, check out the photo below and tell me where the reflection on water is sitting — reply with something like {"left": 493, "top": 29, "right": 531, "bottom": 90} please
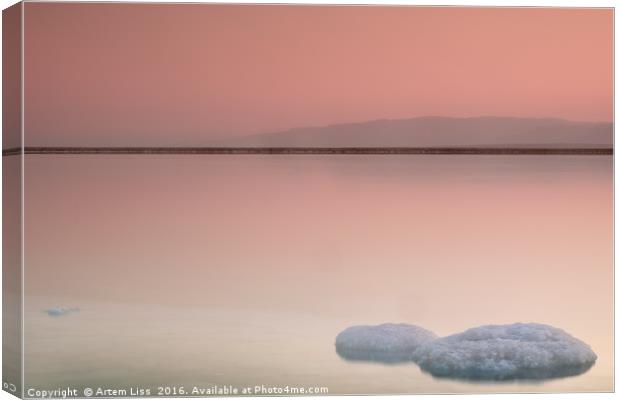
{"left": 417, "top": 362, "right": 597, "bottom": 383}
{"left": 335, "top": 347, "right": 415, "bottom": 365}
{"left": 335, "top": 348, "right": 596, "bottom": 382}
{"left": 23, "top": 155, "right": 612, "bottom": 394}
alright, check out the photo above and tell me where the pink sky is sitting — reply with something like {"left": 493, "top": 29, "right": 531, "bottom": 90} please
{"left": 24, "top": 4, "right": 612, "bottom": 146}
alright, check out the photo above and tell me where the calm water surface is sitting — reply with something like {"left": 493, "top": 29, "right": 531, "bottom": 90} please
{"left": 22, "top": 155, "right": 612, "bottom": 394}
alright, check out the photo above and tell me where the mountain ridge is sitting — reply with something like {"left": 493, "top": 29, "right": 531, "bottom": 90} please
{"left": 226, "top": 116, "right": 613, "bottom": 148}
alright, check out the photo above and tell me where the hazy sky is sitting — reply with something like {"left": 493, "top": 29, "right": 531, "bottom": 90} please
{"left": 24, "top": 4, "right": 612, "bottom": 146}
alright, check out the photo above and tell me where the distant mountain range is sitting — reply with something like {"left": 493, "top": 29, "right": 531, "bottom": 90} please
{"left": 228, "top": 116, "right": 613, "bottom": 148}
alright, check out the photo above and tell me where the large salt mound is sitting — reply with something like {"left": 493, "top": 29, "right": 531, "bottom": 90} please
{"left": 335, "top": 323, "right": 438, "bottom": 363}
{"left": 412, "top": 323, "right": 597, "bottom": 381}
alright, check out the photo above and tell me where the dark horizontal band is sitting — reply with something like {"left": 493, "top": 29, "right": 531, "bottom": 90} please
{"left": 2, "top": 147, "right": 614, "bottom": 156}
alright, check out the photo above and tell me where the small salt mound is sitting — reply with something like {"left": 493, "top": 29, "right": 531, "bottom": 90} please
{"left": 335, "top": 323, "right": 438, "bottom": 363}
{"left": 412, "top": 323, "right": 597, "bottom": 381}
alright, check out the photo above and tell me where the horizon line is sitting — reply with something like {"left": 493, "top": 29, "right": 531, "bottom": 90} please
{"left": 2, "top": 146, "right": 613, "bottom": 156}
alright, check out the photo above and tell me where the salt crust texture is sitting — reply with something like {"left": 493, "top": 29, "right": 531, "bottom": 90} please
{"left": 335, "top": 323, "right": 438, "bottom": 363}
{"left": 411, "top": 323, "right": 597, "bottom": 380}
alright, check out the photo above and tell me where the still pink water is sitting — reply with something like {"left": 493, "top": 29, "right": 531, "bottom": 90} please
{"left": 23, "top": 155, "right": 612, "bottom": 394}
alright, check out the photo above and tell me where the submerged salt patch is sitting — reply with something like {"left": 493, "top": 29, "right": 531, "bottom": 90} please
{"left": 335, "top": 323, "right": 438, "bottom": 363}
{"left": 45, "top": 307, "right": 79, "bottom": 317}
{"left": 412, "top": 323, "right": 597, "bottom": 381}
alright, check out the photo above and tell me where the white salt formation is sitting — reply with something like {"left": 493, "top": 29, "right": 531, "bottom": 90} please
{"left": 412, "top": 323, "right": 597, "bottom": 380}
{"left": 335, "top": 323, "right": 438, "bottom": 363}
{"left": 45, "top": 307, "right": 80, "bottom": 317}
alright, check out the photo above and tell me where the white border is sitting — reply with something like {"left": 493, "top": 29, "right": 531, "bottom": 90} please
{"left": 20, "top": 2, "right": 24, "bottom": 399}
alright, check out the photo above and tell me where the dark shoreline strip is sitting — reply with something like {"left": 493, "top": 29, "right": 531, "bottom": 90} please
{"left": 2, "top": 147, "right": 614, "bottom": 156}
